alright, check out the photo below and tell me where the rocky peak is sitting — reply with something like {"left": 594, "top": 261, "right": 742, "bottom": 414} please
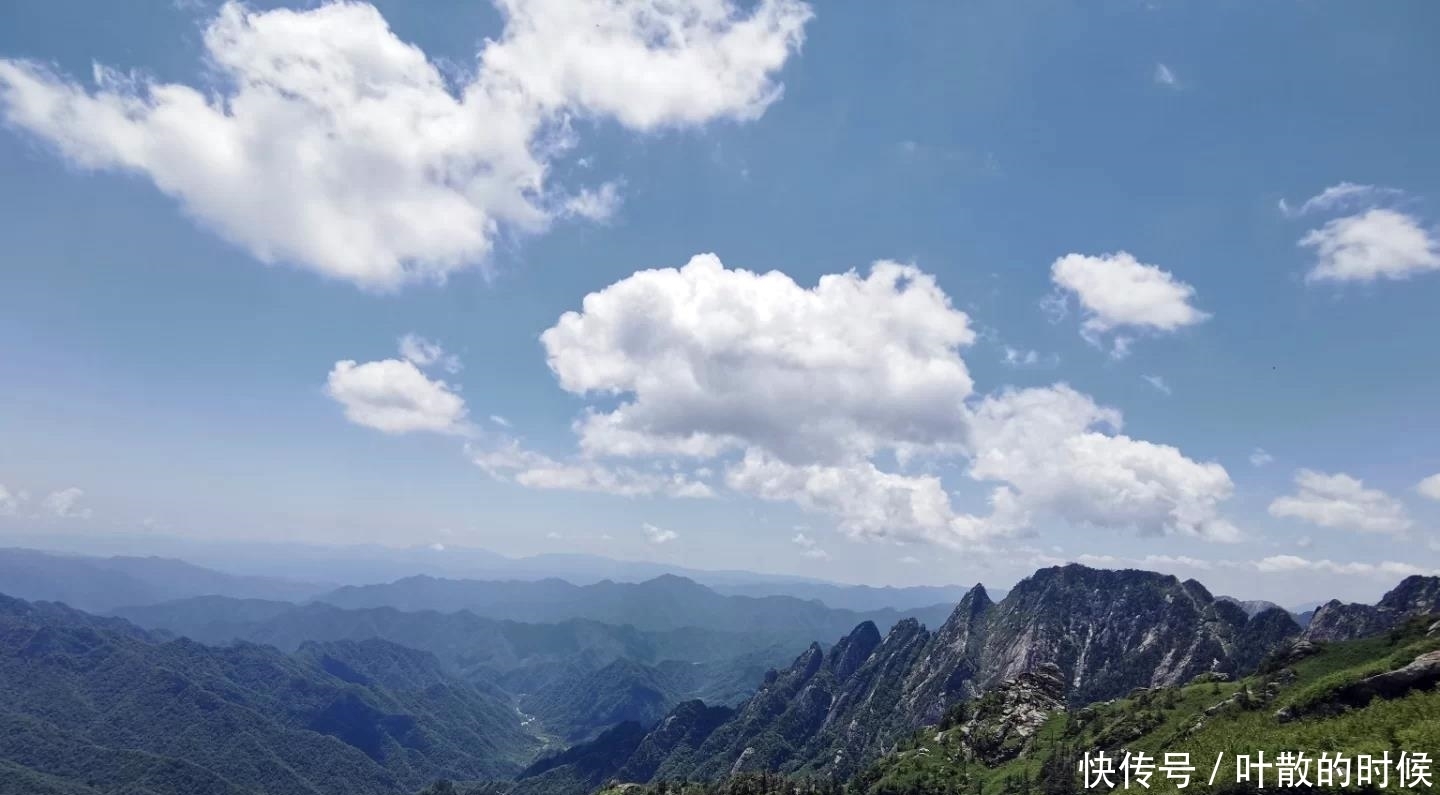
{"left": 827, "top": 621, "right": 881, "bottom": 679}
{"left": 896, "top": 583, "right": 994, "bottom": 726}
{"left": 1305, "top": 576, "right": 1440, "bottom": 642}
{"left": 581, "top": 563, "right": 1307, "bottom": 787}
{"left": 979, "top": 565, "right": 1290, "bottom": 705}
{"left": 1378, "top": 576, "right": 1440, "bottom": 614}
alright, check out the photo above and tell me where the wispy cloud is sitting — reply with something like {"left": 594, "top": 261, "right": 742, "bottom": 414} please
{"left": 1141, "top": 374, "right": 1172, "bottom": 395}
{"left": 1153, "top": 63, "right": 1179, "bottom": 89}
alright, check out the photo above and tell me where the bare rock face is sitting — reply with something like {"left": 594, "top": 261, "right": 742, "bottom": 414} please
{"left": 613, "top": 565, "right": 1302, "bottom": 783}
{"left": 897, "top": 584, "right": 993, "bottom": 726}
{"left": 958, "top": 662, "right": 1066, "bottom": 765}
{"left": 1304, "top": 576, "right": 1440, "bottom": 642}
{"left": 976, "top": 566, "right": 1299, "bottom": 706}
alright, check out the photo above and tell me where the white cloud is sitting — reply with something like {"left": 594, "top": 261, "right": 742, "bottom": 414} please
{"left": 41, "top": 487, "right": 92, "bottom": 519}
{"left": 1300, "top": 208, "right": 1440, "bottom": 283}
{"left": 561, "top": 181, "right": 623, "bottom": 222}
{"left": 489, "top": 254, "right": 1240, "bottom": 547}
{"left": 966, "top": 385, "right": 1240, "bottom": 542}
{"left": 489, "top": 415, "right": 512, "bottom": 428}
{"left": 1141, "top": 374, "right": 1171, "bottom": 395}
{"left": 1252, "top": 555, "right": 1436, "bottom": 579}
{"left": 326, "top": 359, "right": 469, "bottom": 435}
{"left": 471, "top": 439, "right": 713, "bottom": 498}
{"left": 1073, "top": 551, "right": 1436, "bottom": 580}
{"left": 0, "top": 0, "right": 810, "bottom": 289}
{"left": 642, "top": 522, "right": 678, "bottom": 544}
{"left": 1249, "top": 448, "right": 1274, "bottom": 467}
{"left": 1268, "top": 470, "right": 1412, "bottom": 535}
{"left": 728, "top": 452, "right": 1001, "bottom": 548}
{"left": 399, "top": 334, "right": 461, "bottom": 373}
{"left": 1415, "top": 473, "right": 1440, "bottom": 501}
{"left": 1076, "top": 553, "right": 1215, "bottom": 571}
{"left": 0, "top": 484, "right": 25, "bottom": 516}
{"left": 1002, "top": 346, "right": 1041, "bottom": 367}
{"left": 1279, "top": 182, "right": 1402, "bottom": 218}
{"left": 791, "top": 531, "right": 829, "bottom": 560}
{"left": 1153, "top": 63, "right": 1178, "bottom": 88}
{"left": 1049, "top": 252, "right": 1209, "bottom": 355}
{"left": 541, "top": 254, "right": 977, "bottom": 465}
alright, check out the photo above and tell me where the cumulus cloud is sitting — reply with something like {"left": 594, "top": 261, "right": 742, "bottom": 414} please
{"left": 1415, "top": 472, "right": 1440, "bottom": 501}
{"left": 642, "top": 522, "right": 678, "bottom": 544}
{"left": 0, "top": 0, "right": 811, "bottom": 289}
{"left": 326, "top": 359, "right": 469, "bottom": 434}
{"left": 966, "top": 385, "right": 1240, "bottom": 542}
{"left": 478, "top": 254, "right": 1241, "bottom": 547}
{"left": 399, "top": 334, "right": 461, "bottom": 373}
{"left": 1249, "top": 448, "right": 1274, "bottom": 467}
{"left": 1268, "top": 470, "right": 1412, "bottom": 535}
{"left": 728, "top": 452, "right": 1002, "bottom": 547}
{"left": 1300, "top": 208, "right": 1440, "bottom": 283}
{"left": 41, "top": 487, "right": 92, "bottom": 519}
{"left": 540, "top": 254, "right": 977, "bottom": 465}
{"left": 1049, "top": 252, "right": 1209, "bottom": 355}
{"left": 791, "top": 531, "right": 829, "bottom": 560}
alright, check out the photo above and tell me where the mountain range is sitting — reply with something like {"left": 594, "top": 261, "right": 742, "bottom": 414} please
{"left": 510, "top": 564, "right": 1316, "bottom": 791}
{"left": 0, "top": 593, "right": 537, "bottom": 795}
{"left": 0, "top": 540, "right": 981, "bottom": 612}
{"left": 3, "top": 560, "right": 1438, "bottom": 795}
{"left": 112, "top": 596, "right": 803, "bottom": 742}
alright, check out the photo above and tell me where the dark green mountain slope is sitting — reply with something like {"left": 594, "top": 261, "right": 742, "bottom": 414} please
{"left": 0, "top": 593, "right": 538, "bottom": 795}
{"left": 114, "top": 596, "right": 802, "bottom": 742}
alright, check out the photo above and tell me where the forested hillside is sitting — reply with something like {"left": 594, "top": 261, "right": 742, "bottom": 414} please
{"left": 0, "top": 594, "right": 537, "bottom": 795}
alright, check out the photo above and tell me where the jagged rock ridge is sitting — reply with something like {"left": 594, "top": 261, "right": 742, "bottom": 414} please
{"left": 1303, "top": 575, "right": 1440, "bottom": 642}
{"left": 525, "top": 564, "right": 1304, "bottom": 787}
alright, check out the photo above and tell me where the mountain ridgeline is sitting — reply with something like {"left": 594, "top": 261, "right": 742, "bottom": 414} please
{"left": 4, "top": 560, "right": 1439, "bottom": 795}
{"left": 1303, "top": 575, "right": 1440, "bottom": 642}
{"left": 515, "top": 565, "right": 1311, "bottom": 791}
{"left": 316, "top": 573, "right": 956, "bottom": 637}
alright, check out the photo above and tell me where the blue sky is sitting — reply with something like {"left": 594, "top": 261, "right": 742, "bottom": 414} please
{"left": 2, "top": 0, "right": 1439, "bottom": 603}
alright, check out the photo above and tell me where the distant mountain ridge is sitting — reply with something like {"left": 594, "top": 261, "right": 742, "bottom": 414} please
{"left": 115, "top": 595, "right": 805, "bottom": 741}
{"left": 0, "top": 543, "right": 977, "bottom": 614}
{"left": 316, "top": 573, "right": 957, "bottom": 637}
{"left": 0, "top": 547, "right": 329, "bottom": 613}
